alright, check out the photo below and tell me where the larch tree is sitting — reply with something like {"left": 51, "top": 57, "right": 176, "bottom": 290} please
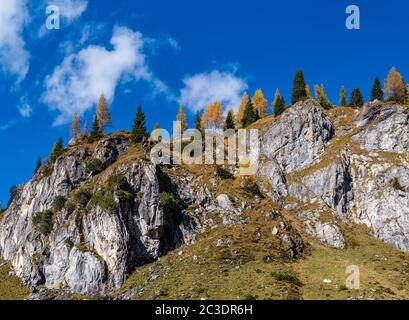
{"left": 305, "top": 84, "right": 312, "bottom": 99}
{"left": 236, "top": 92, "right": 249, "bottom": 125}
{"left": 371, "top": 77, "right": 383, "bottom": 101}
{"left": 153, "top": 122, "right": 160, "bottom": 130}
{"left": 96, "top": 94, "right": 112, "bottom": 132}
{"left": 70, "top": 112, "right": 81, "bottom": 138}
{"left": 176, "top": 105, "right": 188, "bottom": 133}
{"left": 213, "top": 101, "right": 225, "bottom": 128}
{"left": 350, "top": 87, "right": 364, "bottom": 108}
{"left": 340, "top": 85, "right": 347, "bottom": 106}
{"left": 273, "top": 89, "right": 286, "bottom": 116}
{"left": 291, "top": 70, "right": 307, "bottom": 104}
{"left": 253, "top": 89, "right": 268, "bottom": 118}
{"left": 384, "top": 67, "right": 406, "bottom": 102}
{"left": 131, "top": 105, "right": 147, "bottom": 143}
{"left": 225, "top": 108, "right": 236, "bottom": 129}
{"left": 201, "top": 101, "right": 224, "bottom": 129}
{"left": 314, "top": 84, "right": 331, "bottom": 110}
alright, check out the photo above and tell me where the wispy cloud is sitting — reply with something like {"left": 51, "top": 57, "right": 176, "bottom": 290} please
{"left": 179, "top": 70, "right": 248, "bottom": 112}
{"left": 18, "top": 98, "right": 32, "bottom": 118}
{"left": 0, "top": 0, "right": 30, "bottom": 82}
{"left": 0, "top": 120, "right": 16, "bottom": 131}
{"left": 42, "top": 26, "right": 168, "bottom": 125}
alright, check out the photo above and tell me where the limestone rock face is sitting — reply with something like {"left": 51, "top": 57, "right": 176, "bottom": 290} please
{"left": 260, "top": 99, "right": 334, "bottom": 172}
{"left": 0, "top": 136, "right": 199, "bottom": 295}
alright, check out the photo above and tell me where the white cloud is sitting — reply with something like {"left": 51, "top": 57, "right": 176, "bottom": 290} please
{"left": 179, "top": 70, "right": 248, "bottom": 112}
{"left": 48, "top": 0, "right": 88, "bottom": 23}
{"left": 19, "top": 101, "right": 32, "bottom": 118}
{"left": 0, "top": 0, "right": 30, "bottom": 81}
{"left": 0, "top": 120, "right": 16, "bottom": 131}
{"left": 43, "top": 26, "right": 167, "bottom": 125}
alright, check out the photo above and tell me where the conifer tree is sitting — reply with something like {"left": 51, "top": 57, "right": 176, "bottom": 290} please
{"left": 236, "top": 92, "right": 249, "bottom": 125}
{"left": 201, "top": 101, "right": 224, "bottom": 129}
{"left": 50, "top": 138, "right": 64, "bottom": 163}
{"left": 96, "top": 94, "right": 112, "bottom": 132}
{"left": 225, "top": 108, "right": 236, "bottom": 129}
{"left": 384, "top": 67, "right": 406, "bottom": 102}
{"left": 350, "top": 87, "right": 364, "bottom": 108}
{"left": 213, "top": 101, "right": 225, "bottom": 128}
{"left": 131, "top": 105, "right": 147, "bottom": 143}
{"left": 153, "top": 122, "right": 160, "bottom": 130}
{"left": 371, "top": 77, "right": 383, "bottom": 101}
{"left": 241, "top": 100, "right": 259, "bottom": 128}
{"left": 314, "top": 84, "right": 331, "bottom": 109}
{"left": 340, "top": 85, "right": 347, "bottom": 106}
{"left": 273, "top": 89, "right": 286, "bottom": 116}
{"left": 176, "top": 105, "right": 188, "bottom": 133}
{"left": 34, "top": 158, "right": 42, "bottom": 174}
{"left": 70, "top": 112, "right": 81, "bottom": 138}
{"left": 253, "top": 89, "right": 268, "bottom": 118}
{"left": 305, "top": 84, "right": 312, "bottom": 99}
{"left": 89, "top": 115, "right": 102, "bottom": 141}
{"left": 291, "top": 70, "right": 307, "bottom": 104}
{"left": 194, "top": 112, "right": 202, "bottom": 132}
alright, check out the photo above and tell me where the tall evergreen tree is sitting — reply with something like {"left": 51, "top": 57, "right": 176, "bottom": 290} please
{"left": 241, "top": 100, "right": 259, "bottom": 128}
{"left": 291, "top": 70, "right": 307, "bottom": 104}
{"left": 131, "top": 105, "right": 147, "bottom": 143}
{"left": 194, "top": 112, "right": 202, "bottom": 131}
{"left": 89, "top": 115, "right": 102, "bottom": 141}
{"left": 371, "top": 77, "right": 383, "bottom": 101}
{"left": 34, "top": 158, "right": 42, "bottom": 174}
{"left": 225, "top": 108, "right": 236, "bottom": 129}
{"left": 350, "top": 87, "right": 364, "bottom": 108}
{"left": 50, "top": 138, "right": 64, "bottom": 163}
{"left": 273, "top": 89, "right": 286, "bottom": 116}
{"left": 340, "top": 85, "right": 347, "bottom": 106}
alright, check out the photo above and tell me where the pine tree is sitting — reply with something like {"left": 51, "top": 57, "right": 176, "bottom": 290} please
{"left": 350, "top": 87, "right": 364, "bottom": 108}
{"left": 50, "top": 138, "right": 64, "bottom": 163}
{"left": 131, "top": 105, "right": 147, "bottom": 143}
{"left": 89, "top": 115, "right": 102, "bottom": 141}
{"left": 273, "top": 89, "right": 286, "bottom": 116}
{"left": 96, "top": 94, "right": 112, "bottom": 132}
{"left": 340, "top": 85, "right": 347, "bottom": 106}
{"left": 253, "top": 89, "right": 268, "bottom": 118}
{"left": 384, "top": 67, "right": 406, "bottom": 102}
{"left": 236, "top": 92, "right": 249, "bottom": 125}
{"left": 194, "top": 112, "right": 202, "bottom": 131}
{"left": 241, "top": 100, "right": 259, "bottom": 128}
{"left": 225, "top": 108, "right": 236, "bottom": 129}
{"left": 70, "top": 112, "right": 81, "bottom": 138}
{"left": 34, "top": 158, "right": 42, "bottom": 174}
{"left": 291, "top": 70, "right": 307, "bottom": 104}
{"left": 176, "top": 105, "right": 188, "bottom": 133}
{"left": 371, "top": 77, "right": 383, "bottom": 101}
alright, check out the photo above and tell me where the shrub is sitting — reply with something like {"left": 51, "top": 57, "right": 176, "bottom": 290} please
{"left": 241, "top": 178, "right": 264, "bottom": 198}
{"left": 216, "top": 166, "right": 234, "bottom": 180}
{"left": 52, "top": 196, "right": 66, "bottom": 212}
{"left": 391, "top": 178, "right": 405, "bottom": 192}
{"left": 107, "top": 173, "right": 128, "bottom": 190}
{"left": 271, "top": 271, "right": 302, "bottom": 286}
{"left": 73, "top": 185, "right": 92, "bottom": 208}
{"left": 136, "top": 192, "right": 144, "bottom": 204}
{"left": 117, "top": 190, "right": 132, "bottom": 202}
{"left": 33, "top": 210, "right": 54, "bottom": 235}
{"left": 159, "top": 192, "right": 181, "bottom": 212}
{"left": 85, "top": 158, "right": 105, "bottom": 175}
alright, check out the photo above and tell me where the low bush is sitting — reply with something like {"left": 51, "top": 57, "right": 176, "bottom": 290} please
{"left": 52, "top": 196, "right": 66, "bottom": 212}
{"left": 271, "top": 271, "right": 302, "bottom": 286}
{"left": 33, "top": 210, "right": 54, "bottom": 235}
{"left": 159, "top": 192, "right": 181, "bottom": 212}
{"left": 216, "top": 166, "right": 234, "bottom": 180}
{"left": 85, "top": 158, "right": 105, "bottom": 175}
{"left": 391, "top": 178, "right": 405, "bottom": 192}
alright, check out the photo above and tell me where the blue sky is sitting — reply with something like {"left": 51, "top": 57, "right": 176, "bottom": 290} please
{"left": 0, "top": 0, "right": 408, "bottom": 205}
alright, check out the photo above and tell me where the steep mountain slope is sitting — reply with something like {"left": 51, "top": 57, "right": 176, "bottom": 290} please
{"left": 1, "top": 100, "right": 409, "bottom": 300}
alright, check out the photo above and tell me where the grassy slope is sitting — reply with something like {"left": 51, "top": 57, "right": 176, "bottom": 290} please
{"left": 0, "top": 258, "right": 29, "bottom": 300}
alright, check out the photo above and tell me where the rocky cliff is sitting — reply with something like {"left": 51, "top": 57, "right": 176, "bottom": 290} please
{"left": 2, "top": 100, "right": 409, "bottom": 298}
